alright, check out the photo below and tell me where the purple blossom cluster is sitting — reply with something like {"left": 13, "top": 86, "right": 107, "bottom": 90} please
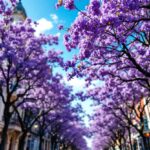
{"left": 56, "top": 0, "right": 74, "bottom": 10}
{"left": 62, "top": 0, "right": 150, "bottom": 87}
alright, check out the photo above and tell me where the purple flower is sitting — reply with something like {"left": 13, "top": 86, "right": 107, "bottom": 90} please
{"left": 58, "top": 24, "right": 64, "bottom": 30}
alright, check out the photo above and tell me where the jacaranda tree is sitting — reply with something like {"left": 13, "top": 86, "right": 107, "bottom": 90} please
{"left": 0, "top": 1, "right": 63, "bottom": 150}
{"left": 89, "top": 80, "right": 150, "bottom": 149}
{"left": 60, "top": 0, "right": 150, "bottom": 89}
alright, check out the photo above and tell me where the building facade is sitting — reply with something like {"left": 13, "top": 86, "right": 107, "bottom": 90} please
{"left": 132, "top": 97, "right": 150, "bottom": 150}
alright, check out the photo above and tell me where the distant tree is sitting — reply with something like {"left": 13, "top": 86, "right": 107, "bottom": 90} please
{"left": 50, "top": 106, "right": 88, "bottom": 150}
{"left": 90, "top": 80, "right": 150, "bottom": 150}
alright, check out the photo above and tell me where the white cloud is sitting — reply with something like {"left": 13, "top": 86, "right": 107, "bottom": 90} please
{"left": 50, "top": 14, "right": 58, "bottom": 23}
{"left": 64, "top": 77, "right": 85, "bottom": 92}
{"left": 33, "top": 18, "right": 53, "bottom": 36}
{"left": 55, "top": 32, "right": 61, "bottom": 37}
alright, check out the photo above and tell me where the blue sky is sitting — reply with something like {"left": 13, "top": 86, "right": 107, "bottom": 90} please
{"left": 22, "top": 0, "right": 89, "bottom": 60}
{"left": 21, "top": 0, "right": 92, "bottom": 148}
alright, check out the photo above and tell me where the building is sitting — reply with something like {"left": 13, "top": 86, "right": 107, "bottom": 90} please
{"left": 13, "top": 0, "right": 27, "bottom": 22}
{"left": 0, "top": 93, "right": 22, "bottom": 150}
{"left": 131, "top": 97, "right": 150, "bottom": 150}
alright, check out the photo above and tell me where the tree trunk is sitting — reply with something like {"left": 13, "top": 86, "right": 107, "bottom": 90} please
{"left": 148, "top": 137, "right": 150, "bottom": 149}
{"left": 62, "top": 143, "right": 66, "bottom": 150}
{"left": 51, "top": 141, "right": 54, "bottom": 150}
{"left": 38, "top": 135, "right": 43, "bottom": 150}
{"left": 0, "top": 106, "right": 11, "bottom": 150}
{"left": 54, "top": 142, "right": 57, "bottom": 150}
{"left": 112, "top": 146, "right": 115, "bottom": 150}
{"left": 127, "top": 127, "right": 133, "bottom": 150}
{"left": 51, "top": 136, "right": 57, "bottom": 150}
{"left": 18, "top": 132, "right": 27, "bottom": 150}
{"left": 142, "top": 135, "right": 150, "bottom": 150}
{"left": 119, "top": 145, "right": 122, "bottom": 150}
{"left": 119, "top": 139, "right": 122, "bottom": 150}
{"left": 121, "top": 134, "right": 127, "bottom": 150}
